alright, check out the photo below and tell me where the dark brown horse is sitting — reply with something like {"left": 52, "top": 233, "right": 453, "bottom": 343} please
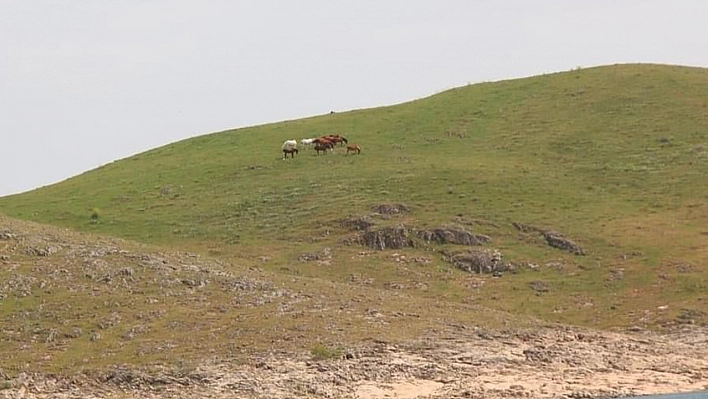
{"left": 282, "top": 147, "right": 298, "bottom": 159}
{"left": 314, "top": 143, "right": 332, "bottom": 155}
{"left": 346, "top": 144, "right": 361, "bottom": 155}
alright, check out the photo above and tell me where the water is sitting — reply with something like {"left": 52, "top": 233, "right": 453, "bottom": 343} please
{"left": 619, "top": 392, "right": 708, "bottom": 399}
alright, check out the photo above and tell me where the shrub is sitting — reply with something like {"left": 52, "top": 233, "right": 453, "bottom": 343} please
{"left": 90, "top": 208, "right": 101, "bottom": 223}
{"left": 310, "top": 343, "right": 342, "bottom": 361}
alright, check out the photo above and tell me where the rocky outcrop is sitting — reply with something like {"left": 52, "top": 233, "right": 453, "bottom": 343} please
{"left": 528, "top": 280, "right": 550, "bottom": 293}
{"left": 360, "top": 225, "right": 417, "bottom": 250}
{"left": 543, "top": 230, "right": 585, "bottom": 255}
{"left": 443, "top": 249, "right": 509, "bottom": 274}
{"left": 342, "top": 211, "right": 491, "bottom": 251}
{"left": 371, "top": 203, "right": 410, "bottom": 215}
{"left": 353, "top": 225, "right": 491, "bottom": 251}
{"left": 512, "top": 221, "right": 541, "bottom": 233}
{"left": 0, "top": 230, "right": 16, "bottom": 240}
{"left": 340, "top": 216, "right": 375, "bottom": 231}
{"left": 513, "top": 223, "right": 587, "bottom": 255}
{"left": 417, "top": 228, "right": 491, "bottom": 246}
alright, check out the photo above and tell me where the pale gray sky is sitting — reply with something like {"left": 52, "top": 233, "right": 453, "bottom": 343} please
{"left": 2, "top": 1, "right": 707, "bottom": 196}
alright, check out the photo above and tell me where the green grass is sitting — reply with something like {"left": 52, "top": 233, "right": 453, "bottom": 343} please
{"left": 2, "top": 63, "right": 708, "bottom": 332}
{"left": 310, "top": 343, "right": 344, "bottom": 361}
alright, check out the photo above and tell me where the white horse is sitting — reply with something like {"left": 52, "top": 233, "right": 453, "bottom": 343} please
{"left": 281, "top": 140, "right": 298, "bottom": 150}
{"left": 300, "top": 138, "right": 316, "bottom": 148}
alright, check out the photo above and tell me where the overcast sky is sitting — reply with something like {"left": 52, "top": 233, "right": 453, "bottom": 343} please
{"left": 2, "top": 1, "right": 707, "bottom": 196}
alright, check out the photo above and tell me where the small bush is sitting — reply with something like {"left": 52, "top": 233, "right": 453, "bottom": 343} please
{"left": 90, "top": 208, "right": 101, "bottom": 222}
{"left": 310, "top": 343, "right": 342, "bottom": 361}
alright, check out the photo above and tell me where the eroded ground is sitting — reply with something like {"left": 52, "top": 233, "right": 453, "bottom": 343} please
{"left": 1, "top": 215, "right": 707, "bottom": 399}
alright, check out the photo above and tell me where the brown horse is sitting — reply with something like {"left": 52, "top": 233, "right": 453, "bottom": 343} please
{"left": 283, "top": 148, "right": 298, "bottom": 159}
{"left": 346, "top": 144, "right": 361, "bottom": 155}
{"left": 314, "top": 137, "right": 333, "bottom": 146}
{"left": 324, "top": 134, "right": 348, "bottom": 146}
{"left": 314, "top": 143, "right": 332, "bottom": 155}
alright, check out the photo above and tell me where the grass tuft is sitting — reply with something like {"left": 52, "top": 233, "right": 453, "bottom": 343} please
{"left": 310, "top": 344, "right": 343, "bottom": 361}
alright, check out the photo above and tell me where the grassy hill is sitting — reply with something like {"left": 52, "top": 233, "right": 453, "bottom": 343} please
{"left": 2, "top": 63, "right": 708, "bottom": 331}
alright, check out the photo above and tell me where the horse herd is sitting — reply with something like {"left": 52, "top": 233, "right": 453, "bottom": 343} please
{"left": 281, "top": 134, "right": 361, "bottom": 159}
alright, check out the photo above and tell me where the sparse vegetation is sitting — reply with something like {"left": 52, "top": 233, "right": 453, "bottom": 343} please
{"left": 310, "top": 343, "right": 343, "bottom": 361}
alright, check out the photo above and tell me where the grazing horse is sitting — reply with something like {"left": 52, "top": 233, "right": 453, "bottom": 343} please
{"left": 346, "top": 144, "right": 361, "bottom": 155}
{"left": 300, "top": 138, "right": 316, "bottom": 148}
{"left": 313, "top": 138, "right": 335, "bottom": 151}
{"left": 283, "top": 147, "right": 298, "bottom": 159}
{"left": 314, "top": 142, "right": 333, "bottom": 155}
{"left": 281, "top": 140, "right": 298, "bottom": 150}
{"left": 323, "top": 134, "right": 348, "bottom": 146}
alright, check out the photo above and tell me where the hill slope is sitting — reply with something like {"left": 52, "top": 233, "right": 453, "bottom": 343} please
{"left": 2, "top": 63, "right": 708, "bottom": 330}
{"left": 2, "top": 214, "right": 708, "bottom": 399}
{"left": 0, "top": 214, "right": 514, "bottom": 371}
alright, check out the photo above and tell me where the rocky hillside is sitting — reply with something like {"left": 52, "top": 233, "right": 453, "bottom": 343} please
{"left": 2, "top": 214, "right": 708, "bottom": 399}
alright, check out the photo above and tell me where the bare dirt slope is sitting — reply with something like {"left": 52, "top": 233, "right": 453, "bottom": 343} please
{"left": 2, "top": 326, "right": 707, "bottom": 399}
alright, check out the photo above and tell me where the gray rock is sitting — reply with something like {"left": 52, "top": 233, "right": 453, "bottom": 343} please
{"left": 371, "top": 203, "right": 410, "bottom": 215}
{"left": 528, "top": 280, "right": 550, "bottom": 293}
{"left": 0, "top": 231, "right": 16, "bottom": 240}
{"left": 417, "top": 227, "right": 491, "bottom": 246}
{"left": 298, "top": 253, "right": 320, "bottom": 262}
{"left": 445, "top": 249, "right": 507, "bottom": 274}
{"left": 361, "top": 225, "right": 416, "bottom": 250}
{"left": 341, "top": 216, "right": 375, "bottom": 231}
{"left": 543, "top": 230, "right": 585, "bottom": 255}
{"left": 512, "top": 222, "right": 540, "bottom": 233}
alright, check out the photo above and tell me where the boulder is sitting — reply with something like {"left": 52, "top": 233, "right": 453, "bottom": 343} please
{"left": 371, "top": 203, "right": 410, "bottom": 215}
{"left": 444, "top": 249, "right": 508, "bottom": 274}
{"left": 341, "top": 216, "right": 375, "bottom": 231}
{"left": 0, "top": 231, "right": 16, "bottom": 240}
{"left": 360, "top": 225, "right": 416, "bottom": 250}
{"left": 543, "top": 231, "right": 585, "bottom": 255}
{"left": 417, "top": 227, "right": 491, "bottom": 246}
